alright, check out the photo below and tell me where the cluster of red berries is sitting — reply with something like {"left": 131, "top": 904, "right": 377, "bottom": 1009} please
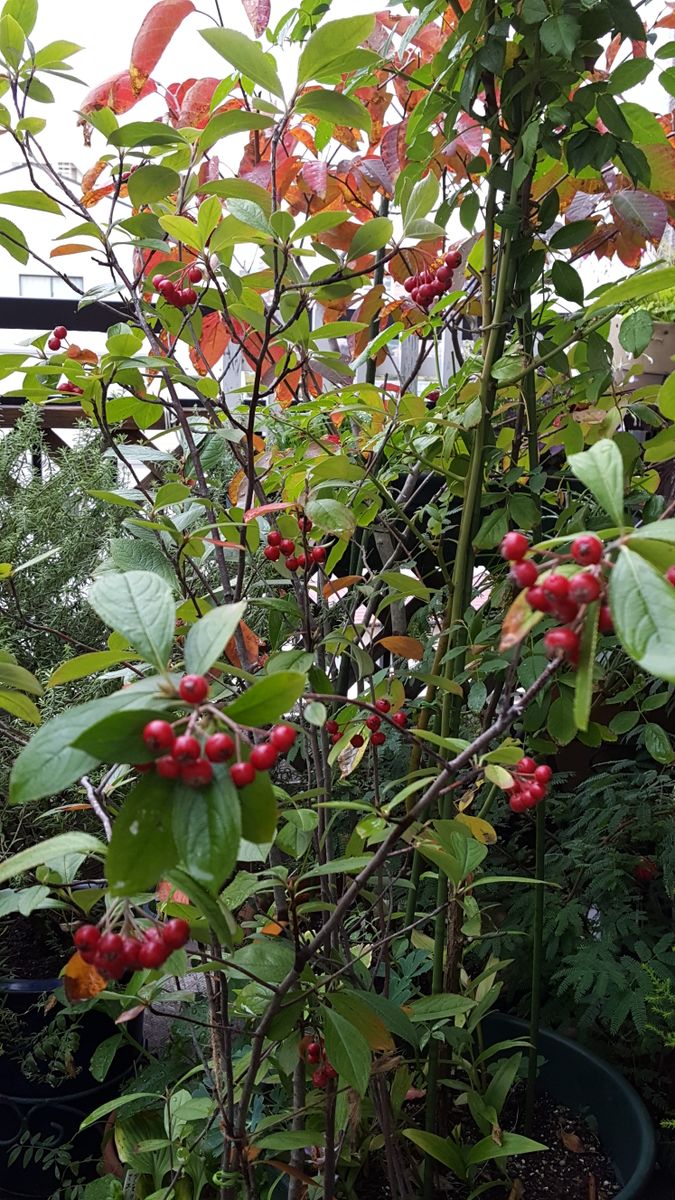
{"left": 138, "top": 674, "right": 297, "bottom": 789}
{"left": 57, "top": 380, "right": 83, "bottom": 395}
{"left": 505, "top": 756, "right": 553, "bottom": 813}
{"left": 264, "top": 515, "right": 327, "bottom": 572}
{"left": 501, "top": 531, "right": 613, "bottom": 665}
{"left": 306, "top": 1040, "right": 338, "bottom": 1088}
{"left": 154, "top": 265, "right": 203, "bottom": 310}
{"left": 325, "top": 699, "right": 407, "bottom": 749}
{"left": 47, "top": 325, "right": 68, "bottom": 352}
{"left": 73, "top": 918, "right": 190, "bottom": 979}
{"left": 403, "top": 249, "right": 462, "bottom": 310}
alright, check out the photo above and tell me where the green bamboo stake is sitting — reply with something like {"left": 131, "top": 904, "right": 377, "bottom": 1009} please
{"left": 526, "top": 799, "right": 546, "bottom": 1132}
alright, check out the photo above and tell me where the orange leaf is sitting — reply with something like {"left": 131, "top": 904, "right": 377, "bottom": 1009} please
{"left": 62, "top": 952, "right": 107, "bottom": 1003}
{"left": 206, "top": 539, "right": 245, "bottom": 551}
{"left": 323, "top": 575, "right": 364, "bottom": 599}
{"left": 190, "top": 311, "right": 230, "bottom": 375}
{"left": 499, "top": 588, "right": 543, "bottom": 651}
{"left": 224, "top": 621, "right": 269, "bottom": 670}
{"left": 50, "top": 243, "right": 95, "bottom": 257}
{"left": 175, "top": 77, "right": 221, "bottom": 128}
{"left": 244, "top": 501, "right": 293, "bottom": 523}
{"left": 228, "top": 468, "right": 247, "bottom": 507}
{"left": 377, "top": 635, "right": 425, "bottom": 660}
{"left": 130, "top": 0, "right": 195, "bottom": 96}
{"left": 260, "top": 920, "right": 287, "bottom": 936}
{"left": 156, "top": 879, "right": 191, "bottom": 905}
{"left": 267, "top": 1161, "right": 317, "bottom": 1186}
{"left": 66, "top": 345, "right": 98, "bottom": 365}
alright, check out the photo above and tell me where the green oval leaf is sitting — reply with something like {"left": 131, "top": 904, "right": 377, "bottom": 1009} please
{"left": 610, "top": 547, "right": 675, "bottom": 684}
{"left": 224, "top": 671, "right": 305, "bottom": 727}
{"left": 127, "top": 165, "right": 180, "bottom": 207}
{"left": 200, "top": 27, "right": 284, "bottom": 99}
{"left": 172, "top": 774, "right": 241, "bottom": 891}
{"left": 322, "top": 1005, "right": 371, "bottom": 1096}
{"left": 88, "top": 570, "right": 176, "bottom": 671}
{"left": 0, "top": 833, "right": 104, "bottom": 886}
{"left": 107, "top": 773, "right": 178, "bottom": 896}
{"left": 295, "top": 89, "right": 371, "bottom": 133}
{"left": 298, "top": 14, "right": 375, "bottom": 84}
{"left": 567, "top": 440, "right": 625, "bottom": 528}
{"left": 184, "top": 602, "right": 247, "bottom": 677}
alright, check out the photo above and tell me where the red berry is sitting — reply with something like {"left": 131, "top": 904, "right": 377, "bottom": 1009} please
{"left": 374, "top": 698, "right": 391, "bottom": 714}
{"left": 410, "top": 288, "right": 421, "bottom": 304}
{"left": 351, "top": 733, "right": 365, "bottom": 747}
{"left": 549, "top": 597, "right": 579, "bottom": 625}
{"left": 172, "top": 735, "right": 201, "bottom": 762}
{"left": 307, "top": 1041, "right": 322, "bottom": 1063}
{"left": 544, "top": 627, "right": 580, "bottom": 659}
{"left": 666, "top": 566, "right": 675, "bottom": 587}
{"left": 270, "top": 724, "right": 297, "bottom": 752}
{"left": 47, "top": 336, "right": 61, "bottom": 351}
{"left": 183, "top": 287, "right": 198, "bottom": 305}
{"left": 331, "top": 732, "right": 341, "bottom": 745}
{"left": 598, "top": 604, "right": 613, "bottom": 634}
{"left": 267, "top": 530, "right": 282, "bottom": 546}
{"left": 435, "top": 264, "right": 452, "bottom": 286}
{"left": 571, "top": 534, "right": 603, "bottom": 565}
{"left": 311, "top": 546, "right": 327, "bottom": 564}
{"left": 509, "top": 793, "right": 527, "bottom": 813}
{"left": 250, "top": 742, "right": 278, "bottom": 771}
{"left": 298, "top": 516, "right": 313, "bottom": 532}
{"left": 139, "top": 939, "right": 169, "bottom": 970}
{"left": 230, "top": 760, "right": 256, "bottom": 788}
{"left": 121, "top": 937, "right": 143, "bottom": 969}
{"left": 418, "top": 283, "right": 435, "bottom": 304}
{"left": 534, "top": 764, "right": 553, "bottom": 784}
{"left": 96, "top": 952, "right": 126, "bottom": 981}
{"left": 285, "top": 556, "right": 300, "bottom": 571}
{"left": 97, "top": 932, "right": 124, "bottom": 960}
{"left": 135, "top": 762, "right": 154, "bottom": 773}
{"left": 280, "top": 539, "right": 295, "bottom": 556}
{"left": 142, "top": 719, "right": 174, "bottom": 753}
{"left": 296, "top": 554, "right": 307, "bottom": 569}
{"left": 158, "top": 278, "right": 175, "bottom": 295}
{"left": 188, "top": 266, "right": 203, "bottom": 284}
{"left": 264, "top": 545, "right": 280, "bottom": 561}
{"left": 500, "top": 532, "right": 529, "bottom": 561}
{"left": 528, "top": 782, "right": 546, "bottom": 803}
{"left": 520, "top": 788, "right": 538, "bottom": 810}
{"left": 205, "top": 733, "right": 235, "bottom": 762}
{"left": 74, "top": 924, "right": 100, "bottom": 953}
{"left": 569, "top": 572, "right": 601, "bottom": 604}
{"left": 325, "top": 720, "right": 339, "bottom": 735}
{"left": 516, "top": 756, "right": 536, "bottom": 775}
{"left": 156, "top": 754, "right": 181, "bottom": 779}
{"left": 371, "top": 731, "right": 386, "bottom": 746}
{"left": 313, "top": 1067, "right": 328, "bottom": 1088}
{"left": 403, "top": 276, "right": 416, "bottom": 293}
{"left": 324, "top": 1064, "right": 337, "bottom": 1079}
{"left": 181, "top": 758, "right": 213, "bottom": 787}
{"left": 53, "top": 326, "right": 68, "bottom": 340}
{"left": 179, "top": 674, "right": 209, "bottom": 704}
{"left": 426, "top": 388, "right": 440, "bottom": 405}
{"left": 526, "top": 586, "right": 552, "bottom": 613}
{"left": 511, "top": 560, "right": 538, "bottom": 588}
{"left": 392, "top": 712, "right": 407, "bottom": 728}
{"left": 542, "top": 574, "right": 570, "bottom": 600}
{"left": 366, "top": 714, "right": 381, "bottom": 731}
{"left": 444, "top": 249, "right": 462, "bottom": 268}
{"left": 162, "top": 918, "right": 190, "bottom": 949}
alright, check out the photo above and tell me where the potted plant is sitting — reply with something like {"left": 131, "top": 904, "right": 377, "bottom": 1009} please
{"left": 1, "top": 0, "right": 674, "bottom": 1197}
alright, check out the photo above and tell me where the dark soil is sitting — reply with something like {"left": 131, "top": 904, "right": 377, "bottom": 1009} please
{"left": 0, "top": 911, "right": 70, "bottom": 980}
{"left": 358, "top": 1091, "right": 620, "bottom": 1200}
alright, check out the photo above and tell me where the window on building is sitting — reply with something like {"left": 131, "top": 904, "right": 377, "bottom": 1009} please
{"left": 19, "top": 274, "right": 84, "bottom": 299}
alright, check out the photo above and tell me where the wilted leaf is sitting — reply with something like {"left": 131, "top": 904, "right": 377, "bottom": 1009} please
{"left": 560, "top": 1130, "right": 585, "bottom": 1152}
{"left": 322, "top": 574, "right": 364, "bottom": 598}
{"left": 377, "top": 636, "right": 425, "bottom": 660}
{"left": 62, "top": 952, "right": 106, "bottom": 1003}
{"left": 455, "top": 814, "right": 497, "bottom": 844}
{"left": 500, "top": 586, "right": 544, "bottom": 651}
{"left": 130, "top": 0, "right": 195, "bottom": 95}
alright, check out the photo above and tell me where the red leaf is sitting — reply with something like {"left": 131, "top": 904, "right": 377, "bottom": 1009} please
{"left": 241, "top": 0, "right": 271, "bottom": 37}
{"left": 80, "top": 72, "right": 157, "bottom": 116}
{"left": 380, "top": 122, "right": 408, "bottom": 183}
{"left": 611, "top": 191, "right": 668, "bottom": 242}
{"left": 190, "top": 312, "right": 230, "bottom": 375}
{"left": 130, "top": 0, "right": 196, "bottom": 96}
{"left": 244, "top": 502, "right": 293, "bottom": 523}
{"left": 302, "top": 160, "right": 329, "bottom": 199}
{"left": 176, "top": 77, "right": 222, "bottom": 128}
{"left": 359, "top": 156, "right": 394, "bottom": 197}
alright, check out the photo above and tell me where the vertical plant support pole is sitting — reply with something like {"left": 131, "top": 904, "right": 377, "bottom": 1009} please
{"left": 526, "top": 798, "right": 546, "bottom": 1132}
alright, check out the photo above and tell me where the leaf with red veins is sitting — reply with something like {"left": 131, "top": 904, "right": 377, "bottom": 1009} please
{"left": 241, "top": 0, "right": 271, "bottom": 37}
{"left": 130, "top": 0, "right": 196, "bottom": 96}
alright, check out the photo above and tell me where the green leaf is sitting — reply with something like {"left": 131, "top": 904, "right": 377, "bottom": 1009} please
{"left": 255, "top": 1132, "right": 326, "bottom": 1150}
{"left": 551, "top": 260, "right": 584, "bottom": 304}
{"left": 644, "top": 722, "right": 674, "bottom": 764}
{"left": 173, "top": 775, "right": 241, "bottom": 891}
{"left": 200, "top": 28, "right": 284, "bottom": 99}
{"left": 301, "top": 855, "right": 371, "bottom": 878}
{"left": 199, "top": 110, "right": 274, "bottom": 153}
{"left": 127, "top": 165, "right": 180, "bottom": 207}
{"left": 540, "top": 13, "right": 579, "bottom": 58}
{"left": 3, "top": 0, "right": 37, "bottom": 35}
{"left": 322, "top": 1005, "right": 371, "bottom": 1096}
{"left": 224, "top": 671, "right": 305, "bottom": 726}
{"left": 465, "top": 1132, "right": 546, "bottom": 1165}
{"left": 9, "top": 677, "right": 170, "bottom": 805}
{"left": 352, "top": 990, "right": 418, "bottom": 1047}
{"left": 0, "top": 216, "right": 28, "bottom": 264}
{"left": 609, "top": 547, "right": 675, "bottom": 684}
{"left": 90, "top": 1034, "right": 123, "bottom": 1083}
{"left": 184, "top": 602, "right": 247, "bottom": 676}
{"left": 549, "top": 220, "right": 598, "bottom": 250}
{"left": 568, "top": 441, "right": 625, "bottom": 528}
{"left": 0, "top": 189, "right": 61, "bottom": 214}
{"left": 0, "top": 13, "right": 24, "bottom": 65}
{"left": 80, "top": 1093, "right": 161, "bottom": 1132}
{"left": 0, "top": 833, "right": 104, "bottom": 886}
{"left": 108, "top": 122, "right": 186, "bottom": 148}
{"left": 474, "top": 507, "right": 508, "bottom": 549}
{"left": 158, "top": 215, "right": 200, "bottom": 249}
{"left": 239, "top": 769, "right": 278, "bottom": 843}
{"left": 0, "top": 689, "right": 41, "bottom": 724}
{"left": 347, "top": 217, "right": 393, "bottom": 262}
{"left": 166, "top": 866, "right": 234, "bottom": 948}
{"left": 47, "top": 651, "right": 131, "bottom": 688}
{"left": 608, "top": 58, "right": 653, "bottom": 93}
{"left": 628, "top": 519, "right": 675, "bottom": 545}
{"left": 573, "top": 603, "right": 598, "bottom": 732}
{"left": 588, "top": 266, "right": 675, "bottom": 313}
{"left": 406, "top": 994, "right": 475, "bottom": 1022}
{"left": 295, "top": 89, "right": 371, "bottom": 133}
{"left": 72, "top": 708, "right": 165, "bottom": 764}
{"left": 107, "top": 774, "right": 178, "bottom": 896}
{"left": 0, "top": 661, "right": 42, "bottom": 694}
{"left": 403, "top": 173, "right": 439, "bottom": 228}
{"left": 108, "top": 538, "right": 176, "bottom": 588}
{"left": 305, "top": 497, "right": 356, "bottom": 537}
{"left": 402, "top": 1130, "right": 467, "bottom": 1182}
{"left": 380, "top": 571, "right": 430, "bottom": 601}
{"left": 298, "top": 15, "right": 375, "bottom": 83}
{"left": 619, "top": 309, "right": 653, "bottom": 357}
{"left": 88, "top": 570, "right": 176, "bottom": 671}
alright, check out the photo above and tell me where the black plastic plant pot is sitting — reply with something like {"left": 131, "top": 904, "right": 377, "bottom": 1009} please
{"left": 483, "top": 1015, "right": 656, "bottom": 1200}
{"left": 0, "top": 976, "right": 143, "bottom": 1199}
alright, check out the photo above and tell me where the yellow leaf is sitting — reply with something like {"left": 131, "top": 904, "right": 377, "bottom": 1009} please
{"left": 50, "top": 244, "right": 95, "bottom": 257}
{"left": 377, "top": 635, "right": 425, "bottom": 660}
{"left": 62, "top": 952, "right": 106, "bottom": 1003}
{"left": 323, "top": 574, "right": 363, "bottom": 598}
{"left": 455, "top": 814, "right": 497, "bottom": 845}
